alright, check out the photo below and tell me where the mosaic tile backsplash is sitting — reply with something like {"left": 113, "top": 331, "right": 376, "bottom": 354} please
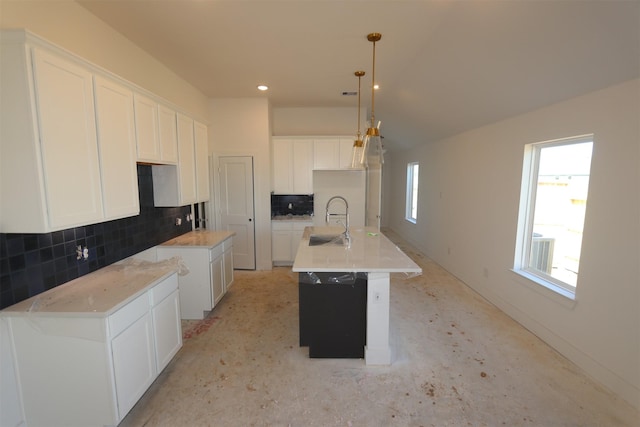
{"left": 271, "top": 194, "right": 314, "bottom": 217}
{"left": 0, "top": 164, "right": 192, "bottom": 309}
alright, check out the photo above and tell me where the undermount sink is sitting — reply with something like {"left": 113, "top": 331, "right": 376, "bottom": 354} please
{"left": 308, "top": 234, "right": 345, "bottom": 246}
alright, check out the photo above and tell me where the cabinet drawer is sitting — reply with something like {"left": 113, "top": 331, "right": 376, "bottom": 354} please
{"left": 109, "top": 293, "right": 150, "bottom": 337}
{"left": 222, "top": 237, "right": 233, "bottom": 251}
{"left": 149, "top": 273, "right": 178, "bottom": 306}
{"left": 209, "top": 245, "right": 223, "bottom": 261}
{"left": 272, "top": 221, "right": 293, "bottom": 231}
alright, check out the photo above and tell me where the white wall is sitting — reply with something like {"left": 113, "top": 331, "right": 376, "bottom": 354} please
{"left": 273, "top": 107, "right": 366, "bottom": 136}
{"left": 209, "top": 98, "right": 272, "bottom": 270}
{"left": 385, "top": 79, "right": 640, "bottom": 409}
{"left": 0, "top": 1, "right": 210, "bottom": 121}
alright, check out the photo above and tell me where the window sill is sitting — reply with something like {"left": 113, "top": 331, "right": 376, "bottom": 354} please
{"left": 510, "top": 269, "right": 577, "bottom": 309}
{"left": 405, "top": 218, "right": 417, "bottom": 225}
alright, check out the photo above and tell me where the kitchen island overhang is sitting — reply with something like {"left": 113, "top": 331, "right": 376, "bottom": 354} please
{"left": 292, "top": 226, "right": 422, "bottom": 365}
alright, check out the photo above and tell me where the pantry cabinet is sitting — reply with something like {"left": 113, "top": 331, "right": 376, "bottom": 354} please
{"left": 194, "top": 120, "right": 210, "bottom": 202}
{"left": 1, "top": 268, "right": 181, "bottom": 426}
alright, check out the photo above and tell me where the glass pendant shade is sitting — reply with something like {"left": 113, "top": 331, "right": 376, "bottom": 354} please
{"left": 350, "top": 70, "right": 366, "bottom": 168}
{"left": 362, "top": 32, "right": 383, "bottom": 167}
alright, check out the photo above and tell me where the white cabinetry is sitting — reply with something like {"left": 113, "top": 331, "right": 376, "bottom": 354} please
{"left": 152, "top": 114, "right": 208, "bottom": 206}
{"left": 157, "top": 236, "right": 234, "bottom": 319}
{"left": 272, "top": 220, "right": 312, "bottom": 265}
{"left": 158, "top": 104, "right": 179, "bottom": 163}
{"left": 0, "top": 30, "right": 145, "bottom": 233}
{"left": 133, "top": 93, "right": 161, "bottom": 161}
{"left": 272, "top": 138, "right": 313, "bottom": 194}
{"left": 3, "top": 272, "right": 181, "bottom": 426}
{"left": 1, "top": 39, "right": 104, "bottom": 232}
{"left": 94, "top": 75, "right": 140, "bottom": 220}
{"left": 194, "top": 120, "right": 210, "bottom": 202}
{"left": 314, "top": 137, "right": 356, "bottom": 169}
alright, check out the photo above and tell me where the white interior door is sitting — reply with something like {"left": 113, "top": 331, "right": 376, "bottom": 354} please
{"left": 219, "top": 156, "right": 256, "bottom": 270}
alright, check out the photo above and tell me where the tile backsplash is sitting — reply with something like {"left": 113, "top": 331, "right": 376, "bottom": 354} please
{"left": 271, "top": 194, "right": 314, "bottom": 217}
{"left": 0, "top": 164, "right": 192, "bottom": 309}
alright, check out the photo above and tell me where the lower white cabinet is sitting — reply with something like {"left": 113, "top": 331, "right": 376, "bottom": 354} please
{"left": 3, "top": 272, "right": 181, "bottom": 426}
{"left": 157, "top": 236, "right": 234, "bottom": 320}
{"left": 272, "top": 221, "right": 312, "bottom": 265}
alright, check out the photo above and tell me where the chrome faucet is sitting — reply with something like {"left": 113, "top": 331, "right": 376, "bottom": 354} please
{"left": 325, "top": 196, "right": 350, "bottom": 243}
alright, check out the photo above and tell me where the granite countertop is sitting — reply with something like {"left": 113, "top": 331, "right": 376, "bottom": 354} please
{"left": 1, "top": 262, "right": 177, "bottom": 316}
{"left": 271, "top": 215, "right": 314, "bottom": 221}
{"left": 159, "top": 230, "right": 235, "bottom": 248}
{"left": 292, "top": 226, "right": 422, "bottom": 274}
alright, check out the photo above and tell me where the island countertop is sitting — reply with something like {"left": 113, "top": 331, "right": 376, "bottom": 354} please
{"left": 159, "top": 230, "right": 235, "bottom": 248}
{"left": 292, "top": 226, "right": 422, "bottom": 274}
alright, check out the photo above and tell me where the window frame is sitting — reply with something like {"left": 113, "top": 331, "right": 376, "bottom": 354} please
{"left": 405, "top": 161, "right": 419, "bottom": 224}
{"left": 513, "top": 134, "right": 594, "bottom": 300}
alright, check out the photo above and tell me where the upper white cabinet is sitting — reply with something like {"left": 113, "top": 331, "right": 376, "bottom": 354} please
{"left": 133, "top": 93, "right": 160, "bottom": 161}
{"left": 152, "top": 113, "right": 202, "bottom": 206}
{"left": 158, "top": 104, "right": 179, "bottom": 163}
{"left": 0, "top": 37, "right": 105, "bottom": 232}
{"left": 272, "top": 138, "right": 313, "bottom": 194}
{"left": 94, "top": 75, "right": 140, "bottom": 220}
{"left": 272, "top": 136, "right": 357, "bottom": 195}
{"left": 134, "top": 94, "right": 179, "bottom": 165}
{"left": 194, "top": 120, "right": 210, "bottom": 202}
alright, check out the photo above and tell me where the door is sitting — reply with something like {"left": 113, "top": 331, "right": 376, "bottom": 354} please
{"left": 219, "top": 156, "right": 256, "bottom": 269}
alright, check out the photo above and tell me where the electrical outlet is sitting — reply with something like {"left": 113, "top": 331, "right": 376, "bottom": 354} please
{"left": 176, "top": 218, "right": 182, "bottom": 226}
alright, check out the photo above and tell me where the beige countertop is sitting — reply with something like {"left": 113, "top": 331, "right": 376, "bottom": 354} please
{"left": 1, "top": 262, "right": 177, "bottom": 316}
{"left": 159, "top": 230, "right": 235, "bottom": 248}
{"left": 292, "top": 226, "right": 422, "bottom": 274}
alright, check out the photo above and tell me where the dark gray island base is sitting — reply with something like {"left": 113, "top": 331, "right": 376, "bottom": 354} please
{"left": 298, "top": 272, "right": 367, "bottom": 358}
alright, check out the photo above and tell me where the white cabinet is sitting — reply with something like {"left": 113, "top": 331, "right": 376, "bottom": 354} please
{"left": 158, "top": 104, "right": 179, "bottom": 163}
{"left": 157, "top": 236, "right": 233, "bottom": 319}
{"left": 152, "top": 113, "right": 207, "bottom": 206}
{"left": 0, "top": 31, "right": 144, "bottom": 232}
{"left": 134, "top": 93, "right": 160, "bottom": 161}
{"left": 0, "top": 39, "right": 104, "bottom": 232}
{"left": 313, "top": 138, "right": 340, "bottom": 169}
{"left": 134, "top": 95, "right": 180, "bottom": 165}
{"left": 94, "top": 75, "right": 140, "bottom": 220}
{"left": 3, "top": 272, "right": 181, "bottom": 426}
{"left": 194, "top": 120, "right": 210, "bottom": 202}
{"left": 272, "top": 138, "right": 313, "bottom": 194}
{"left": 272, "top": 220, "right": 312, "bottom": 265}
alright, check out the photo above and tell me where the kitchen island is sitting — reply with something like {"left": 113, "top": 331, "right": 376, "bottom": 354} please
{"left": 292, "top": 226, "right": 421, "bottom": 365}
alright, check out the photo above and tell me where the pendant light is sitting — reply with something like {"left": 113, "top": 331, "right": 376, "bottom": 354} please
{"left": 362, "top": 32, "right": 384, "bottom": 166}
{"left": 350, "top": 70, "right": 366, "bottom": 168}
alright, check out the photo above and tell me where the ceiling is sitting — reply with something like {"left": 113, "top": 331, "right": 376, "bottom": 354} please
{"left": 78, "top": 0, "right": 640, "bottom": 151}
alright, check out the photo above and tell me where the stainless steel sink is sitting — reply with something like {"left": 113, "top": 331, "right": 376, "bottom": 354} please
{"left": 308, "top": 234, "right": 345, "bottom": 246}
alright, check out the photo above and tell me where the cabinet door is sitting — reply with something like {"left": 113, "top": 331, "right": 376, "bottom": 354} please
{"left": 152, "top": 289, "right": 182, "bottom": 373}
{"left": 272, "top": 229, "right": 292, "bottom": 262}
{"left": 111, "top": 311, "right": 156, "bottom": 421}
{"left": 176, "top": 113, "right": 197, "bottom": 204}
{"left": 210, "top": 254, "right": 225, "bottom": 306}
{"left": 133, "top": 93, "right": 160, "bottom": 161}
{"left": 194, "top": 120, "right": 210, "bottom": 202}
{"left": 223, "top": 246, "right": 234, "bottom": 291}
{"left": 32, "top": 48, "right": 103, "bottom": 229}
{"left": 94, "top": 76, "right": 139, "bottom": 220}
{"left": 272, "top": 138, "right": 293, "bottom": 194}
{"left": 292, "top": 140, "right": 313, "bottom": 194}
{"left": 313, "top": 138, "right": 340, "bottom": 169}
{"left": 158, "top": 104, "right": 178, "bottom": 163}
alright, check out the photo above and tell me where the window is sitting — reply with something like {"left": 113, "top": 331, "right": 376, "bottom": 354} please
{"left": 514, "top": 135, "right": 593, "bottom": 298}
{"left": 406, "top": 162, "right": 419, "bottom": 223}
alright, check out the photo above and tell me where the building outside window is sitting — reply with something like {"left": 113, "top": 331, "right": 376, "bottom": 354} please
{"left": 406, "top": 162, "right": 419, "bottom": 223}
{"left": 514, "top": 135, "right": 593, "bottom": 298}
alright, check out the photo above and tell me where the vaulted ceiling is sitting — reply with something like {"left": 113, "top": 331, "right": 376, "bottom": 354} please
{"left": 78, "top": 0, "right": 640, "bottom": 151}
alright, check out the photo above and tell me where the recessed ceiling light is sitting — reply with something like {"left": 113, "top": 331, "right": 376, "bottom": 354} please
{"left": 373, "top": 84, "right": 380, "bottom": 90}
{"left": 257, "top": 85, "right": 269, "bottom": 91}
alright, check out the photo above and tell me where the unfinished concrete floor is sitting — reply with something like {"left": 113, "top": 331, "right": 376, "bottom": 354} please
{"left": 121, "top": 231, "right": 639, "bottom": 427}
